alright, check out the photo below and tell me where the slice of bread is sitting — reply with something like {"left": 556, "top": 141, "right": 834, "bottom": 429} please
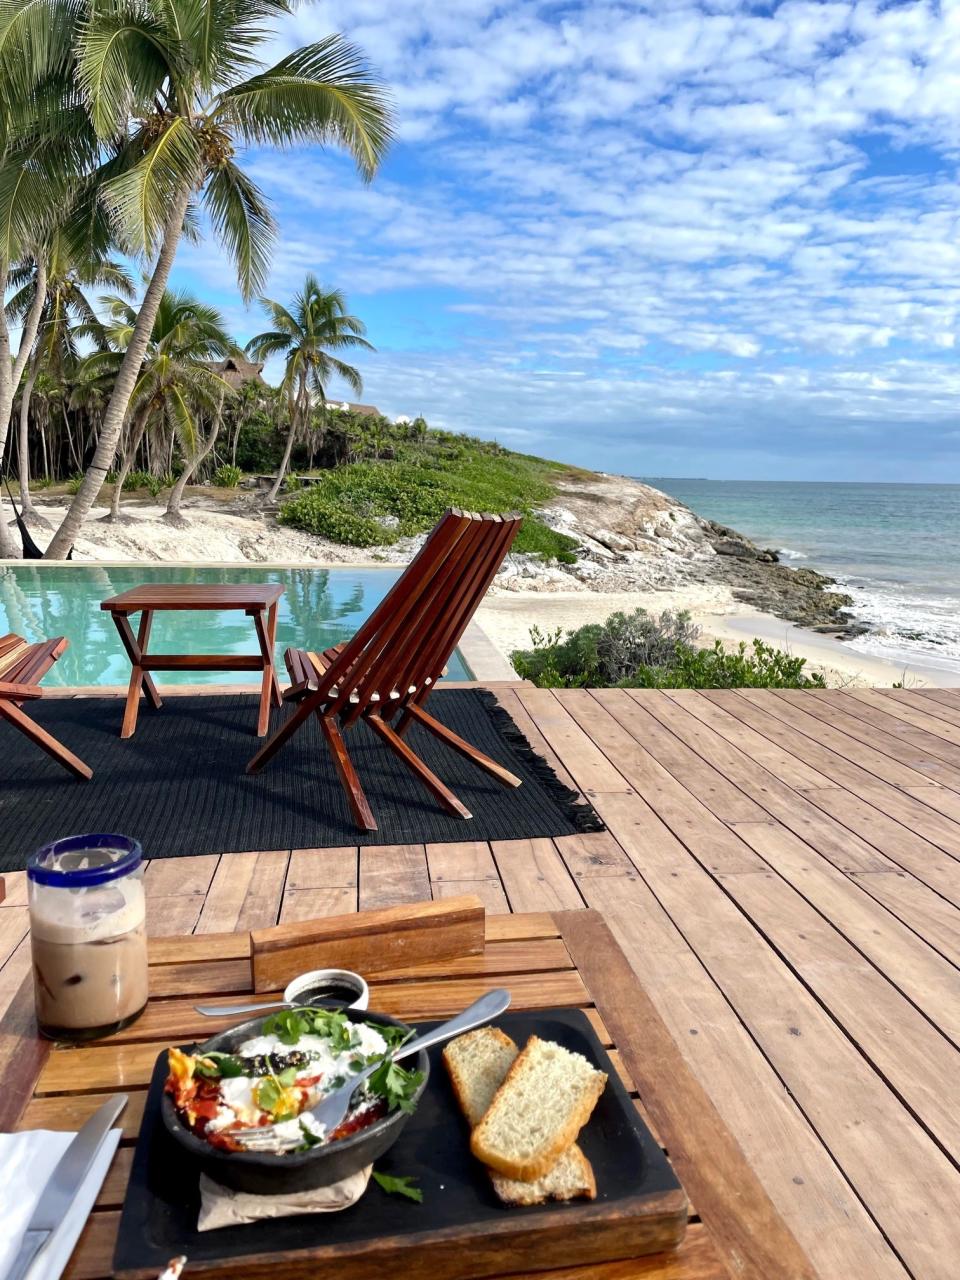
{"left": 491, "top": 1144, "right": 596, "bottom": 1206}
{"left": 443, "top": 1028, "right": 597, "bottom": 1201}
{"left": 444, "top": 1026, "right": 519, "bottom": 1126}
{"left": 469, "top": 1034, "right": 607, "bottom": 1182}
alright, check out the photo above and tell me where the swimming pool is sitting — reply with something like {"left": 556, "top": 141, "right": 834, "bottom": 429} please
{"left": 0, "top": 564, "right": 471, "bottom": 687}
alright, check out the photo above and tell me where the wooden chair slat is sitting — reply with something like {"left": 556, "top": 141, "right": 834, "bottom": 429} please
{"left": 247, "top": 510, "right": 521, "bottom": 829}
{"left": 0, "top": 633, "right": 92, "bottom": 780}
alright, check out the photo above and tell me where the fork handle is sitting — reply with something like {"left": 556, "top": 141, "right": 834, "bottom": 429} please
{"left": 393, "top": 989, "right": 511, "bottom": 1062}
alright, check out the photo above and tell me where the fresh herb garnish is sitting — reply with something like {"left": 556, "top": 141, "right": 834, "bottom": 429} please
{"left": 255, "top": 1066, "right": 299, "bottom": 1120}
{"left": 296, "top": 1118, "right": 324, "bottom": 1151}
{"left": 380, "top": 1024, "right": 415, "bottom": 1051}
{"left": 366, "top": 1057, "right": 424, "bottom": 1114}
{"left": 373, "top": 1172, "right": 423, "bottom": 1203}
{"left": 261, "top": 1007, "right": 359, "bottom": 1051}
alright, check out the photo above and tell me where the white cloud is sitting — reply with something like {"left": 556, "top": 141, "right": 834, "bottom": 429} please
{"left": 168, "top": 1, "right": 960, "bottom": 476}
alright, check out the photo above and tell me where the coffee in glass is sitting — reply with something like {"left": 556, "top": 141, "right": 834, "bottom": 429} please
{"left": 27, "top": 834, "right": 147, "bottom": 1040}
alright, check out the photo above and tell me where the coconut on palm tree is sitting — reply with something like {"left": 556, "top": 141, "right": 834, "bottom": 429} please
{"left": 246, "top": 279, "right": 374, "bottom": 500}
{"left": 82, "top": 290, "right": 236, "bottom": 521}
{"left": 0, "top": 0, "right": 394, "bottom": 558}
{"left": 6, "top": 233, "right": 134, "bottom": 523}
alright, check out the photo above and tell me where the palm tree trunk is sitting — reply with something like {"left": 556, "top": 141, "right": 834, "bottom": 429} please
{"left": 44, "top": 185, "right": 192, "bottom": 559}
{"left": 108, "top": 407, "right": 151, "bottom": 521}
{"left": 165, "top": 401, "right": 224, "bottom": 524}
{"left": 266, "top": 382, "right": 304, "bottom": 502}
{"left": 17, "top": 364, "right": 40, "bottom": 518}
{"left": 0, "top": 257, "right": 47, "bottom": 557}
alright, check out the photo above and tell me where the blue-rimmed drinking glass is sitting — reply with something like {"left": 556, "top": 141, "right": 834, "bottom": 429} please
{"left": 28, "top": 834, "right": 148, "bottom": 1040}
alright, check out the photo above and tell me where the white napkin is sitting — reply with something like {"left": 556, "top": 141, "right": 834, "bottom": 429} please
{"left": 0, "top": 1128, "right": 121, "bottom": 1280}
{"left": 197, "top": 1165, "right": 372, "bottom": 1231}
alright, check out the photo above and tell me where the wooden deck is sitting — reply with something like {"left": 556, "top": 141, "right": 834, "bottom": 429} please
{"left": 5, "top": 683, "right": 960, "bottom": 1277}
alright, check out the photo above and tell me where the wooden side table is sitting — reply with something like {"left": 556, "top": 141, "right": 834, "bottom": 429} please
{"left": 100, "top": 584, "right": 285, "bottom": 738}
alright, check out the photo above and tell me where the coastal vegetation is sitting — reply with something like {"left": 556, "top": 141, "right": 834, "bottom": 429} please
{"left": 511, "top": 610, "right": 828, "bottom": 690}
{"left": 0, "top": 0, "right": 394, "bottom": 559}
{"left": 246, "top": 278, "right": 374, "bottom": 502}
{"left": 278, "top": 434, "right": 581, "bottom": 561}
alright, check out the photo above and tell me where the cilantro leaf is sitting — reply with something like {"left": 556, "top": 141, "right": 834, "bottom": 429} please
{"left": 367, "top": 1057, "right": 424, "bottom": 1114}
{"left": 296, "top": 1119, "right": 324, "bottom": 1151}
{"left": 373, "top": 1172, "right": 423, "bottom": 1203}
{"left": 262, "top": 1008, "right": 308, "bottom": 1045}
{"left": 380, "top": 1024, "right": 415, "bottom": 1051}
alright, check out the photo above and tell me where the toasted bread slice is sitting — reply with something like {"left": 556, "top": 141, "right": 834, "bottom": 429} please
{"left": 469, "top": 1035, "right": 607, "bottom": 1182}
{"left": 443, "top": 1027, "right": 596, "bottom": 1204}
{"left": 491, "top": 1144, "right": 596, "bottom": 1205}
{"left": 444, "top": 1026, "right": 519, "bottom": 1126}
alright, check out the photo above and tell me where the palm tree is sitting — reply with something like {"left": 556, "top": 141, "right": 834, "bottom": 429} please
{"left": 82, "top": 290, "right": 236, "bottom": 521}
{"left": 246, "top": 278, "right": 374, "bottom": 500}
{"left": 0, "top": 0, "right": 394, "bottom": 559}
{"left": 6, "top": 233, "right": 134, "bottom": 522}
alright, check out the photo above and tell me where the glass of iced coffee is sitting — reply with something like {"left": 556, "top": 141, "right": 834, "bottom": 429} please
{"left": 27, "top": 834, "right": 148, "bottom": 1040}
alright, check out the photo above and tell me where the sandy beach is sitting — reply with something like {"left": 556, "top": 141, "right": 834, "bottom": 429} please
{"left": 8, "top": 492, "right": 956, "bottom": 689}
{"left": 475, "top": 591, "right": 957, "bottom": 689}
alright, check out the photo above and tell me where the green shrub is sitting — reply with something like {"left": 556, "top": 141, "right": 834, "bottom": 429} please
{"left": 284, "top": 473, "right": 302, "bottom": 492}
{"left": 278, "top": 450, "right": 581, "bottom": 562}
{"left": 213, "top": 464, "right": 243, "bottom": 488}
{"left": 123, "top": 469, "right": 151, "bottom": 491}
{"left": 279, "top": 496, "right": 397, "bottom": 548}
{"left": 66, "top": 471, "right": 84, "bottom": 494}
{"left": 512, "top": 609, "right": 699, "bottom": 686}
{"left": 511, "top": 611, "right": 826, "bottom": 690}
{"left": 32, "top": 476, "right": 52, "bottom": 490}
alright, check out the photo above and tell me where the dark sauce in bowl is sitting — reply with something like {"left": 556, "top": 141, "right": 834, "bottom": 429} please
{"left": 291, "top": 982, "right": 363, "bottom": 1008}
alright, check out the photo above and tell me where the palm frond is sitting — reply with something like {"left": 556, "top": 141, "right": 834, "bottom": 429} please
{"left": 74, "top": 4, "right": 172, "bottom": 141}
{"left": 216, "top": 35, "right": 394, "bottom": 179}
{"left": 202, "top": 160, "right": 276, "bottom": 301}
{"left": 100, "top": 117, "right": 202, "bottom": 256}
{"left": 245, "top": 329, "right": 293, "bottom": 361}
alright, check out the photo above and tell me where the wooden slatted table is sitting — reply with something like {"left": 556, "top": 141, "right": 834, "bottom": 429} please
{"left": 0, "top": 910, "right": 820, "bottom": 1280}
{"left": 100, "top": 585, "right": 285, "bottom": 738}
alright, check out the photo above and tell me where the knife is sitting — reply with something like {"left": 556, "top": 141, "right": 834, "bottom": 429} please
{"left": 7, "top": 1093, "right": 127, "bottom": 1280}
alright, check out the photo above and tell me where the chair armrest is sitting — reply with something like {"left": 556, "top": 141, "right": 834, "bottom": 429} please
{"left": 0, "top": 680, "right": 43, "bottom": 699}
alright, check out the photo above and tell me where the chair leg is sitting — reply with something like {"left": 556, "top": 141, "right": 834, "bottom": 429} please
{"left": 400, "top": 700, "right": 523, "bottom": 788}
{"left": 367, "top": 714, "right": 473, "bottom": 820}
{"left": 246, "top": 697, "right": 318, "bottom": 774}
{"left": 319, "top": 715, "right": 377, "bottom": 832}
{"left": 0, "top": 701, "right": 93, "bottom": 780}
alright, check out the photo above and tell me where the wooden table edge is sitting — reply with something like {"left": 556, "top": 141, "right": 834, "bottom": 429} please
{"left": 553, "top": 909, "right": 818, "bottom": 1280}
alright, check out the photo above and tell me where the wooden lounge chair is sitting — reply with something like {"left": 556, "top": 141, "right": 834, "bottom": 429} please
{"left": 247, "top": 509, "right": 523, "bottom": 831}
{"left": 0, "top": 632, "right": 92, "bottom": 779}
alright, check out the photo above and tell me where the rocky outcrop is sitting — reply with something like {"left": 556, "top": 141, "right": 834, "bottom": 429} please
{"left": 494, "top": 471, "right": 864, "bottom": 638}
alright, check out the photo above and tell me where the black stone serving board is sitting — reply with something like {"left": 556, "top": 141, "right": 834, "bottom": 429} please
{"left": 113, "top": 1008, "right": 687, "bottom": 1280}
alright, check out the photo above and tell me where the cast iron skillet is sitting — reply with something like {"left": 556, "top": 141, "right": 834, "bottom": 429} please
{"left": 161, "top": 1006, "right": 430, "bottom": 1194}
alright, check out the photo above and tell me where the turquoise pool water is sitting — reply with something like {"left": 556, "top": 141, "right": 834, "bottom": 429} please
{"left": 0, "top": 564, "right": 471, "bottom": 687}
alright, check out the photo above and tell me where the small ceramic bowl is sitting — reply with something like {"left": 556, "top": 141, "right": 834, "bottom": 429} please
{"left": 161, "top": 1005, "right": 427, "bottom": 1194}
{"left": 283, "top": 968, "right": 369, "bottom": 1011}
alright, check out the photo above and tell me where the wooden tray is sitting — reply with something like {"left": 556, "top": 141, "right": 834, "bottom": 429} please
{"left": 113, "top": 1008, "right": 687, "bottom": 1280}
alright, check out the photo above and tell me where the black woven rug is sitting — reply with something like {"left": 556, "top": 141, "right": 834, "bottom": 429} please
{"left": 0, "top": 690, "right": 603, "bottom": 869}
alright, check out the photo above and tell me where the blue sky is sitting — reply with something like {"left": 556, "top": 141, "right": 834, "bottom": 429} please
{"left": 170, "top": 0, "right": 960, "bottom": 481}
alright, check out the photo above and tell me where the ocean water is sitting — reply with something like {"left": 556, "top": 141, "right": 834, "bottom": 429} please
{"left": 641, "top": 479, "right": 960, "bottom": 678}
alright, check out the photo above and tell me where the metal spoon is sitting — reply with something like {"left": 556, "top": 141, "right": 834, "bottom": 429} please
{"left": 195, "top": 968, "right": 368, "bottom": 1017}
{"left": 233, "top": 987, "right": 511, "bottom": 1153}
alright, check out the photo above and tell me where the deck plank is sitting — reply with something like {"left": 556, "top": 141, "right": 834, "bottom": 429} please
{"left": 10, "top": 684, "right": 960, "bottom": 1278}
{"left": 358, "top": 844, "right": 430, "bottom": 909}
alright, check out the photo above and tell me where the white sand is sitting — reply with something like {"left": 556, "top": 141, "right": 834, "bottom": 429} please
{"left": 476, "top": 591, "right": 957, "bottom": 689}
{"left": 11, "top": 496, "right": 956, "bottom": 689}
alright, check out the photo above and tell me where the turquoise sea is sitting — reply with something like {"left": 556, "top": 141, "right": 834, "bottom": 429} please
{"left": 642, "top": 479, "right": 960, "bottom": 678}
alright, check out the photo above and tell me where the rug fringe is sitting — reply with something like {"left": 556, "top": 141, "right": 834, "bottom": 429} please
{"left": 477, "top": 690, "right": 606, "bottom": 835}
